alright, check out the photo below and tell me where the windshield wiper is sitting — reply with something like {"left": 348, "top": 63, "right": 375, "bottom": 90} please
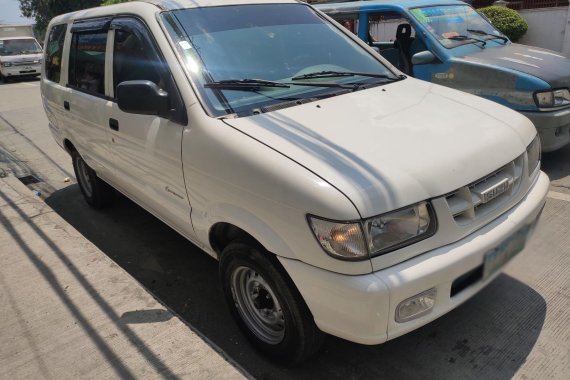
{"left": 447, "top": 35, "right": 486, "bottom": 48}
{"left": 204, "top": 79, "right": 290, "bottom": 90}
{"left": 205, "top": 78, "right": 359, "bottom": 91}
{"left": 292, "top": 70, "right": 402, "bottom": 81}
{"left": 466, "top": 29, "right": 508, "bottom": 43}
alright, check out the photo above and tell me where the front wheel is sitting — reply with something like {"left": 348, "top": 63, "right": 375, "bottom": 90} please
{"left": 220, "top": 242, "right": 324, "bottom": 364}
{"left": 72, "top": 150, "right": 115, "bottom": 209}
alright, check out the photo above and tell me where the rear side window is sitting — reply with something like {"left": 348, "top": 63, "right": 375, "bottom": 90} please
{"left": 45, "top": 24, "right": 67, "bottom": 83}
{"left": 68, "top": 32, "right": 107, "bottom": 96}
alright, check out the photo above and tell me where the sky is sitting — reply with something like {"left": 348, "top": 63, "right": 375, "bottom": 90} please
{"left": 0, "top": 0, "right": 33, "bottom": 25}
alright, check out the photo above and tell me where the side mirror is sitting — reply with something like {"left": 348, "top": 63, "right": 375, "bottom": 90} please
{"left": 411, "top": 50, "right": 436, "bottom": 65}
{"left": 117, "top": 80, "right": 169, "bottom": 117}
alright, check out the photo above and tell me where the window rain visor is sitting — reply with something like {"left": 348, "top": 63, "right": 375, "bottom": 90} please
{"left": 161, "top": 3, "right": 397, "bottom": 117}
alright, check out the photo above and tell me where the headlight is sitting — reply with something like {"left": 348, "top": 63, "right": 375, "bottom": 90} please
{"left": 308, "top": 217, "right": 368, "bottom": 260}
{"left": 308, "top": 201, "right": 436, "bottom": 260}
{"left": 527, "top": 134, "right": 541, "bottom": 176}
{"left": 2, "top": 62, "right": 12, "bottom": 67}
{"left": 364, "top": 202, "right": 436, "bottom": 255}
{"left": 534, "top": 89, "right": 570, "bottom": 109}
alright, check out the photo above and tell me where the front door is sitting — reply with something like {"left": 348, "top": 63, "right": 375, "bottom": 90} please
{"left": 104, "top": 17, "right": 192, "bottom": 238}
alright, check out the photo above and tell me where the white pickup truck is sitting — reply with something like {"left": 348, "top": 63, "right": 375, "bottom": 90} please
{"left": 0, "top": 24, "right": 42, "bottom": 82}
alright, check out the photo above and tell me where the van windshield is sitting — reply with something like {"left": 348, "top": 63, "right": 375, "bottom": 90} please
{"left": 161, "top": 3, "right": 398, "bottom": 117}
{"left": 410, "top": 5, "right": 505, "bottom": 49}
{"left": 0, "top": 38, "right": 42, "bottom": 56}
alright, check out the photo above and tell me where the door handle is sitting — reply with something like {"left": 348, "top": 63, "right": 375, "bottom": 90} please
{"left": 109, "top": 118, "right": 119, "bottom": 131}
{"left": 64, "top": 101, "right": 70, "bottom": 111}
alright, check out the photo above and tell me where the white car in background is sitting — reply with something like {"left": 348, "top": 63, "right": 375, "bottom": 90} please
{"left": 0, "top": 24, "right": 42, "bottom": 82}
{"left": 41, "top": 0, "right": 548, "bottom": 364}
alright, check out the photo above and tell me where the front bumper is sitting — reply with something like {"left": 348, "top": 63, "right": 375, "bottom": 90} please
{"left": 279, "top": 171, "right": 549, "bottom": 345}
{"left": 522, "top": 108, "right": 570, "bottom": 152}
{"left": 1, "top": 64, "right": 41, "bottom": 78}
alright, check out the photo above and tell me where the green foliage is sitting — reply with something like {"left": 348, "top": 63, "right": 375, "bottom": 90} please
{"left": 479, "top": 6, "right": 528, "bottom": 42}
{"left": 19, "top": 0, "right": 103, "bottom": 38}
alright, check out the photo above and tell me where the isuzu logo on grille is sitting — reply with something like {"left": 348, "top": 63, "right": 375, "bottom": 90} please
{"left": 476, "top": 178, "right": 512, "bottom": 204}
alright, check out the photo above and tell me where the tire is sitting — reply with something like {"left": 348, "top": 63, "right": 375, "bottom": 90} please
{"left": 72, "top": 150, "right": 115, "bottom": 209}
{"left": 220, "top": 242, "right": 324, "bottom": 364}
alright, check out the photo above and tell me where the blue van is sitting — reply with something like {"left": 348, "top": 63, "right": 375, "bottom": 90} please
{"left": 317, "top": 0, "right": 570, "bottom": 152}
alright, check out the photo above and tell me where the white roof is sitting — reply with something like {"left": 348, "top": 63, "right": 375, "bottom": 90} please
{"left": 50, "top": 0, "right": 299, "bottom": 25}
{"left": 144, "top": 0, "right": 297, "bottom": 10}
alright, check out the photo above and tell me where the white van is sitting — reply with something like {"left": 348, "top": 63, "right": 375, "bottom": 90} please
{"left": 0, "top": 25, "right": 43, "bottom": 81}
{"left": 41, "top": 0, "right": 549, "bottom": 364}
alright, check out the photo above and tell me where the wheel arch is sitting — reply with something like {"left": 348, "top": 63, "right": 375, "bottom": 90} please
{"left": 206, "top": 206, "right": 296, "bottom": 260}
{"left": 63, "top": 138, "right": 76, "bottom": 154}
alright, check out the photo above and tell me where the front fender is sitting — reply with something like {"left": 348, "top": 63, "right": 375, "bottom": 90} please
{"left": 432, "top": 59, "right": 549, "bottom": 111}
{"left": 206, "top": 202, "right": 296, "bottom": 258}
{"left": 183, "top": 112, "right": 373, "bottom": 275}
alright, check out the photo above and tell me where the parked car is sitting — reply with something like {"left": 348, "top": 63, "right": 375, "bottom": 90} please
{"left": 41, "top": 0, "right": 548, "bottom": 364}
{"left": 0, "top": 25, "right": 43, "bottom": 82}
{"left": 318, "top": 0, "right": 570, "bottom": 152}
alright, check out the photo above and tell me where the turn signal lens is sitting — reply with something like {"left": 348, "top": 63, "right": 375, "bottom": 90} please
{"left": 308, "top": 217, "right": 368, "bottom": 260}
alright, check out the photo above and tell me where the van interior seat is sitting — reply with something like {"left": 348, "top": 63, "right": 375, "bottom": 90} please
{"left": 394, "top": 23, "right": 413, "bottom": 74}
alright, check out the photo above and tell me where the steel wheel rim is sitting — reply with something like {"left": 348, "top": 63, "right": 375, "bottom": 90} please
{"left": 76, "top": 157, "right": 93, "bottom": 198}
{"left": 231, "top": 266, "right": 285, "bottom": 345}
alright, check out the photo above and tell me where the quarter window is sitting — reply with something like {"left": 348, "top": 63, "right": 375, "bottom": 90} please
{"left": 45, "top": 24, "right": 67, "bottom": 83}
{"left": 68, "top": 32, "right": 107, "bottom": 95}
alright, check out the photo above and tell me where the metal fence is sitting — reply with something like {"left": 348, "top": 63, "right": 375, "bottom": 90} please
{"left": 472, "top": 0, "right": 569, "bottom": 10}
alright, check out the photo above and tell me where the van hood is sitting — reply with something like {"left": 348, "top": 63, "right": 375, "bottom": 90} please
{"left": 223, "top": 78, "right": 536, "bottom": 218}
{"left": 456, "top": 43, "right": 570, "bottom": 88}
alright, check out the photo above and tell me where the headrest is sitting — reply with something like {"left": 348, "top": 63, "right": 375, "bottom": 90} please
{"left": 396, "top": 23, "right": 411, "bottom": 39}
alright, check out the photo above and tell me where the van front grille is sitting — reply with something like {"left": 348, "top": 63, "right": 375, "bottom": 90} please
{"left": 13, "top": 60, "right": 37, "bottom": 66}
{"left": 445, "top": 154, "right": 524, "bottom": 225}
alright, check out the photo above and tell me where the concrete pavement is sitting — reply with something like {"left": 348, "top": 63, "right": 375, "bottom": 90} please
{"left": 1, "top": 77, "right": 570, "bottom": 379}
{"left": 0, "top": 175, "right": 246, "bottom": 379}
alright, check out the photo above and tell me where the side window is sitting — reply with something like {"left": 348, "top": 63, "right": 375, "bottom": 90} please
{"left": 45, "top": 24, "right": 67, "bottom": 83}
{"left": 368, "top": 13, "right": 426, "bottom": 75}
{"left": 333, "top": 14, "right": 359, "bottom": 35}
{"left": 368, "top": 13, "right": 416, "bottom": 44}
{"left": 68, "top": 32, "right": 107, "bottom": 96}
{"left": 112, "top": 18, "right": 187, "bottom": 125}
{"left": 113, "top": 28, "right": 165, "bottom": 94}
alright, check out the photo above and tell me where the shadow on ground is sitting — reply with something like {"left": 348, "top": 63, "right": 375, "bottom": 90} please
{"left": 46, "top": 185, "right": 546, "bottom": 380}
{"left": 542, "top": 144, "right": 570, "bottom": 183}
{"left": 0, "top": 76, "right": 40, "bottom": 85}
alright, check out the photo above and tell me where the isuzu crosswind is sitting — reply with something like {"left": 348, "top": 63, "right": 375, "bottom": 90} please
{"left": 41, "top": 0, "right": 548, "bottom": 364}
{"left": 318, "top": 0, "right": 570, "bottom": 152}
